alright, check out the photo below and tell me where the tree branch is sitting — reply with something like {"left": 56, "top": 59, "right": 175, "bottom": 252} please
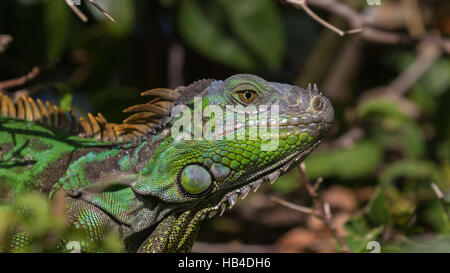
{"left": 272, "top": 163, "right": 350, "bottom": 252}
{"left": 360, "top": 40, "right": 442, "bottom": 103}
{"left": 388, "top": 41, "right": 441, "bottom": 96}
{"left": 285, "top": 0, "right": 362, "bottom": 36}
{"left": 0, "top": 34, "right": 12, "bottom": 54}
{"left": 65, "top": 0, "right": 115, "bottom": 23}
{"left": 65, "top": 0, "right": 88, "bottom": 22}
{"left": 0, "top": 62, "right": 53, "bottom": 91}
{"left": 283, "top": 0, "right": 450, "bottom": 54}
{"left": 86, "top": 0, "right": 115, "bottom": 23}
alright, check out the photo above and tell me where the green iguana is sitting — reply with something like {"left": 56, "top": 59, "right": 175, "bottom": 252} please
{"left": 0, "top": 74, "right": 334, "bottom": 252}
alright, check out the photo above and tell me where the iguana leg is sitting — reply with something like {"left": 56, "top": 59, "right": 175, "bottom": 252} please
{"left": 137, "top": 215, "right": 176, "bottom": 253}
{"left": 137, "top": 210, "right": 202, "bottom": 253}
{"left": 64, "top": 198, "right": 120, "bottom": 250}
{"left": 9, "top": 232, "right": 32, "bottom": 252}
{"left": 2, "top": 198, "right": 121, "bottom": 252}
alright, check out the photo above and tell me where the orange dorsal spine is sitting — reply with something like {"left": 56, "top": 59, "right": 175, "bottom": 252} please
{"left": 0, "top": 87, "right": 181, "bottom": 143}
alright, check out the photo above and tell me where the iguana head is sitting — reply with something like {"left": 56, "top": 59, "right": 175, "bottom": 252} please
{"left": 129, "top": 74, "right": 333, "bottom": 251}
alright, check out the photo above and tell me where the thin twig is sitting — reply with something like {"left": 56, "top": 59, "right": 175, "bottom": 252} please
{"left": 286, "top": 0, "right": 362, "bottom": 36}
{"left": 299, "top": 162, "right": 318, "bottom": 199}
{"left": 86, "top": 0, "right": 115, "bottom": 23}
{"left": 431, "top": 183, "right": 450, "bottom": 218}
{"left": 0, "top": 34, "right": 13, "bottom": 54}
{"left": 298, "top": 163, "right": 350, "bottom": 252}
{"left": 65, "top": 0, "right": 115, "bottom": 23}
{"left": 272, "top": 196, "right": 318, "bottom": 216}
{"left": 0, "top": 62, "right": 53, "bottom": 91}
{"left": 284, "top": 0, "right": 450, "bottom": 54}
{"left": 65, "top": 0, "right": 88, "bottom": 22}
{"left": 272, "top": 163, "right": 350, "bottom": 252}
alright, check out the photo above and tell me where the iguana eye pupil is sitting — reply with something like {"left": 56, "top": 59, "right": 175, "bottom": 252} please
{"left": 179, "top": 165, "right": 212, "bottom": 195}
{"left": 238, "top": 90, "right": 257, "bottom": 104}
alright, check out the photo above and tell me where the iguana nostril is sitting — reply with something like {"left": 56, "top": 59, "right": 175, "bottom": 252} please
{"left": 313, "top": 97, "right": 324, "bottom": 111}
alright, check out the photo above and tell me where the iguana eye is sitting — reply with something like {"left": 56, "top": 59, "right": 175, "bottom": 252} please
{"left": 179, "top": 165, "right": 212, "bottom": 196}
{"left": 237, "top": 90, "right": 257, "bottom": 104}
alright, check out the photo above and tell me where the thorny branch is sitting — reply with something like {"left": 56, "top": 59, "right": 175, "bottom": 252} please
{"left": 272, "top": 163, "right": 351, "bottom": 253}
{"left": 65, "top": 0, "right": 115, "bottom": 23}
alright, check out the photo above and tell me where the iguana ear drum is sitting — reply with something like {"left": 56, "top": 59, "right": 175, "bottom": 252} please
{"left": 178, "top": 164, "right": 213, "bottom": 196}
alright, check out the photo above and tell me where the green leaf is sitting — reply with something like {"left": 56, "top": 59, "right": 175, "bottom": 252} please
{"left": 15, "top": 192, "right": 56, "bottom": 236}
{"left": 177, "top": 0, "right": 285, "bottom": 71}
{"left": 0, "top": 207, "right": 16, "bottom": 242}
{"left": 357, "top": 98, "right": 407, "bottom": 121}
{"left": 43, "top": 0, "right": 71, "bottom": 59}
{"left": 343, "top": 215, "right": 383, "bottom": 252}
{"left": 178, "top": 0, "right": 256, "bottom": 71}
{"left": 437, "top": 141, "right": 450, "bottom": 162}
{"left": 60, "top": 93, "right": 72, "bottom": 111}
{"left": 304, "top": 140, "right": 383, "bottom": 180}
{"left": 402, "top": 123, "right": 425, "bottom": 158}
{"left": 380, "top": 159, "right": 441, "bottom": 186}
{"left": 416, "top": 57, "right": 450, "bottom": 97}
{"left": 217, "top": 0, "right": 285, "bottom": 70}
{"left": 366, "top": 188, "right": 389, "bottom": 227}
{"left": 385, "top": 236, "right": 450, "bottom": 253}
{"left": 417, "top": 199, "right": 450, "bottom": 233}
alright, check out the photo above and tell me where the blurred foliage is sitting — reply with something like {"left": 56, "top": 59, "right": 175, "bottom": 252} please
{"left": 295, "top": 48, "right": 450, "bottom": 251}
{"left": 178, "top": 0, "right": 285, "bottom": 71}
{"left": 1, "top": 0, "right": 450, "bottom": 252}
{"left": 0, "top": 192, "right": 124, "bottom": 252}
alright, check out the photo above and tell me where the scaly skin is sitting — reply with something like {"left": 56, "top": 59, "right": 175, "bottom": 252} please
{"left": 0, "top": 74, "right": 334, "bottom": 252}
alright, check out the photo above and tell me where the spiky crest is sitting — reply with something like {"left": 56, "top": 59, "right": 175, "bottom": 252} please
{"left": 0, "top": 86, "right": 182, "bottom": 143}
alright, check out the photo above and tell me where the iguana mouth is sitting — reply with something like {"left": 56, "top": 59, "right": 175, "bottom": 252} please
{"left": 218, "top": 117, "right": 331, "bottom": 139}
{"left": 198, "top": 138, "right": 323, "bottom": 219}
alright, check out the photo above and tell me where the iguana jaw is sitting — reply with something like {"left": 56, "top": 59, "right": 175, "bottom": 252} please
{"left": 197, "top": 134, "right": 325, "bottom": 219}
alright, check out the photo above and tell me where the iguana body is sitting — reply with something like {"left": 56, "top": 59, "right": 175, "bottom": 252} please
{"left": 0, "top": 74, "right": 334, "bottom": 252}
